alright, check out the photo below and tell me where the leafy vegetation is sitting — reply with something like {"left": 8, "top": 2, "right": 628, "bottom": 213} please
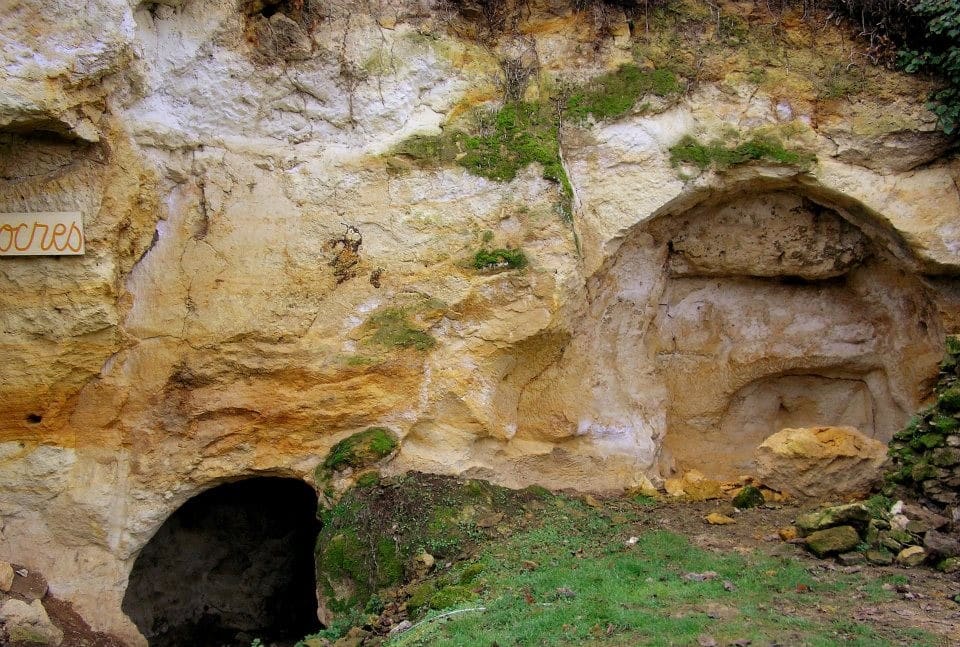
{"left": 885, "top": 335, "right": 960, "bottom": 508}
{"left": 472, "top": 247, "right": 527, "bottom": 271}
{"left": 669, "top": 134, "right": 816, "bottom": 171}
{"left": 898, "top": 0, "right": 960, "bottom": 134}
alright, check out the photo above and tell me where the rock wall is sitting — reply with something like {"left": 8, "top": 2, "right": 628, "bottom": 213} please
{"left": 1, "top": 0, "right": 958, "bottom": 642}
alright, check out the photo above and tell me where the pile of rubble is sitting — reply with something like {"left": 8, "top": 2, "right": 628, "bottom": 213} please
{"left": 791, "top": 500, "right": 958, "bottom": 571}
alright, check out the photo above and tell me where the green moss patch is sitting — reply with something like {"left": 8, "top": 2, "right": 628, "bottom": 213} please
{"left": 669, "top": 134, "right": 816, "bottom": 171}
{"left": 322, "top": 427, "right": 398, "bottom": 474}
{"left": 363, "top": 307, "right": 435, "bottom": 351}
{"left": 564, "top": 64, "right": 683, "bottom": 123}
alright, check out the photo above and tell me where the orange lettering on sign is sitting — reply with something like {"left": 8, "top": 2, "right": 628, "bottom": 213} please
{"left": 33, "top": 223, "right": 50, "bottom": 249}
{"left": 66, "top": 223, "right": 84, "bottom": 252}
{"left": 13, "top": 223, "right": 34, "bottom": 251}
{"left": 0, "top": 224, "right": 13, "bottom": 252}
{"left": 0, "top": 212, "right": 84, "bottom": 255}
{"left": 49, "top": 223, "right": 67, "bottom": 251}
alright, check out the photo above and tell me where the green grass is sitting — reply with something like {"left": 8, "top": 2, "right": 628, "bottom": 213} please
{"left": 388, "top": 499, "right": 936, "bottom": 647}
{"left": 564, "top": 64, "right": 683, "bottom": 123}
{"left": 669, "top": 134, "right": 816, "bottom": 171}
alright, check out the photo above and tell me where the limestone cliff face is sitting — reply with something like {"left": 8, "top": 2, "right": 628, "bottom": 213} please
{"left": 1, "top": 0, "right": 958, "bottom": 641}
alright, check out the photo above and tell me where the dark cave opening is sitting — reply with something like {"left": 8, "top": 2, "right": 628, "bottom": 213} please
{"left": 122, "top": 477, "right": 322, "bottom": 647}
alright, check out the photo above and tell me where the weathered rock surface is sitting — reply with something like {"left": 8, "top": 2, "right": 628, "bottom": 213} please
{"left": 805, "top": 525, "right": 861, "bottom": 557}
{"left": 897, "top": 545, "right": 928, "bottom": 567}
{"left": 795, "top": 503, "right": 873, "bottom": 535}
{"left": 0, "top": 599, "right": 64, "bottom": 646}
{"left": 755, "top": 427, "right": 888, "bottom": 500}
{"left": 923, "top": 529, "right": 960, "bottom": 558}
{"left": 0, "top": 0, "right": 957, "bottom": 641}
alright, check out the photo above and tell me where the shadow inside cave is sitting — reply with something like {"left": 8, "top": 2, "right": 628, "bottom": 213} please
{"left": 122, "top": 477, "right": 322, "bottom": 647}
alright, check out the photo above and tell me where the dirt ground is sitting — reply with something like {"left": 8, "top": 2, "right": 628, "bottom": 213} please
{"left": 639, "top": 499, "right": 960, "bottom": 644}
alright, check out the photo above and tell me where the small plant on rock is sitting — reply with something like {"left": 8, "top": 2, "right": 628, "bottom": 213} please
{"left": 472, "top": 247, "right": 527, "bottom": 271}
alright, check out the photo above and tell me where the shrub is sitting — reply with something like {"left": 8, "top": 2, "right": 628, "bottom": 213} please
{"left": 898, "top": 0, "right": 960, "bottom": 134}
{"left": 323, "top": 427, "right": 399, "bottom": 472}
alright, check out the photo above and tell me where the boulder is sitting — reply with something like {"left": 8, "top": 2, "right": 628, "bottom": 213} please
{"left": 755, "top": 426, "right": 887, "bottom": 500}
{"left": 896, "top": 545, "right": 927, "bottom": 567}
{"left": 865, "top": 549, "right": 894, "bottom": 565}
{"left": 901, "top": 503, "right": 951, "bottom": 532}
{"left": 664, "top": 470, "right": 723, "bottom": 501}
{"left": 805, "top": 525, "right": 861, "bottom": 557}
{"left": 0, "top": 599, "right": 63, "bottom": 646}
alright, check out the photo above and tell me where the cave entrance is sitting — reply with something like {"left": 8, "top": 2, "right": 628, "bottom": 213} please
{"left": 122, "top": 477, "right": 322, "bottom": 647}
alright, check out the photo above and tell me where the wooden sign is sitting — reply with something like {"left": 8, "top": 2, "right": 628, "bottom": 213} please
{"left": 0, "top": 212, "right": 85, "bottom": 256}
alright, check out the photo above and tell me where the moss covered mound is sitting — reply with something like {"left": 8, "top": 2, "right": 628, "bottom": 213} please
{"left": 886, "top": 336, "right": 960, "bottom": 508}
{"left": 314, "top": 472, "right": 539, "bottom": 618}
{"left": 322, "top": 427, "right": 399, "bottom": 474}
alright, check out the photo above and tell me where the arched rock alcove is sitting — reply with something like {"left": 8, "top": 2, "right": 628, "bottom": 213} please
{"left": 506, "top": 181, "right": 946, "bottom": 482}
{"left": 122, "top": 477, "right": 321, "bottom": 646}
{"left": 632, "top": 187, "right": 943, "bottom": 476}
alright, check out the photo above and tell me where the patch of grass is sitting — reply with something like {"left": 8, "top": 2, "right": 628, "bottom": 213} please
{"left": 389, "top": 513, "right": 937, "bottom": 647}
{"left": 669, "top": 134, "right": 816, "bottom": 171}
{"left": 563, "top": 64, "right": 684, "bottom": 123}
{"left": 472, "top": 247, "right": 527, "bottom": 271}
{"left": 365, "top": 307, "right": 435, "bottom": 351}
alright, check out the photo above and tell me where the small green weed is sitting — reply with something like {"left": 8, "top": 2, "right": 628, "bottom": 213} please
{"left": 472, "top": 247, "right": 527, "bottom": 271}
{"left": 459, "top": 102, "right": 573, "bottom": 213}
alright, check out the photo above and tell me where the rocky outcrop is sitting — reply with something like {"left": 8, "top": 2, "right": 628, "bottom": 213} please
{"left": 0, "top": 0, "right": 958, "bottom": 642}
